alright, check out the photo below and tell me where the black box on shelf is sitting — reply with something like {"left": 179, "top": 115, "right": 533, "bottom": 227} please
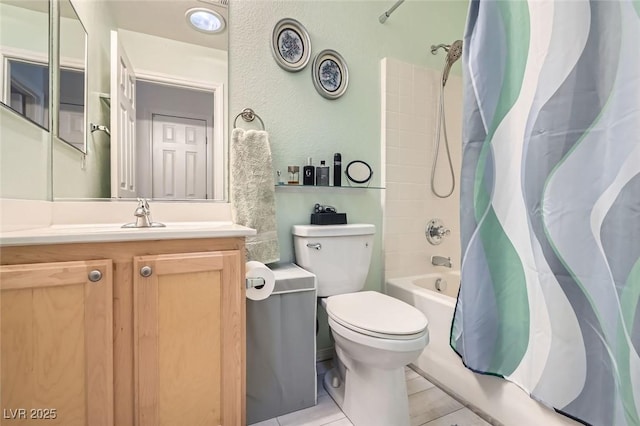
{"left": 310, "top": 213, "right": 348, "bottom": 225}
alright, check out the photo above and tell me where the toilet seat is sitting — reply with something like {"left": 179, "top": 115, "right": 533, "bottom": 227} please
{"left": 328, "top": 316, "right": 428, "bottom": 352}
{"left": 325, "top": 291, "right": 428, "bottom": 340}
{"left": 330, "top": 316, "right": 427, "bottom": 340}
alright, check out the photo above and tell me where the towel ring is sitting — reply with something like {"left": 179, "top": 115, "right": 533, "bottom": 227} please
{"left": 233, "top": 108, "right": 265, "bottom": 130}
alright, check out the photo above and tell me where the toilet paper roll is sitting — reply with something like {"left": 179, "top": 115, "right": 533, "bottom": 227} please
{"left": 245, "top": 261, "right": 275, "bottom": 301}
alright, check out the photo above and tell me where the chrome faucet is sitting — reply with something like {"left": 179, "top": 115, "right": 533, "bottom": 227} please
{"left": 134, "top": 198, "right": 152, "bottom": 227}
{"left": 122, "top": 198, "right": 165, "bottom": 228}
{"left": 431, "top": 255, "right": 452, "bottom": 268}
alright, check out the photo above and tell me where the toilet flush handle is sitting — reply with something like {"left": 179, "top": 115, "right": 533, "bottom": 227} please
{"left": 307, "top": 243, "right": 322, "bottom": 250}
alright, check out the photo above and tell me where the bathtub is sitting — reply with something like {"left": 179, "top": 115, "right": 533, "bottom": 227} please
{"left": 386, "top": 273, "right": 580, "bottom": 426}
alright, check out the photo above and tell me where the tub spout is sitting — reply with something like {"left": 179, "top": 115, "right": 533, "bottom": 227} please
{"left": 431, "top": 255, "right": 452, "bottom": 268}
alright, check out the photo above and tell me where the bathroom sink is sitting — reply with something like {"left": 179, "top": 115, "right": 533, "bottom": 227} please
{"left": 121, "top": 222, "right": 167, "bottom": 228}
{"left": 44, "top": 221, "right": 234, "bottom": 234}
{"left": 0, "top": 220, "right": 255, "bottom": 246}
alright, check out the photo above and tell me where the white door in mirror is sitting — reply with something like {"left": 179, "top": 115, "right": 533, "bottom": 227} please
{"left": 152, "top": 115, "right": 207, "bottom": 199}
{"left": 110, "top": 30, "right": 137, "bottom": 198}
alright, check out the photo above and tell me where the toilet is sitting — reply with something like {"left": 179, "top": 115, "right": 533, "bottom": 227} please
{"left": 292, "top": 224, "right": 428, "bottom": 426}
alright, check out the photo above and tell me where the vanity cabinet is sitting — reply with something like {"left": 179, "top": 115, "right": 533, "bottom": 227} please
{"left": 0, "top": 237, "right": 246, "bottom": 426}
{"left": 0, "top": 259, "right": 114, "bottom": 426}
{"left": 134, "top": 251, "right": 242, "bottom": 426}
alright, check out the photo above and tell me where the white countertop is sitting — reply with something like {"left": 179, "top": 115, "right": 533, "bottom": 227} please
{"left": 0, "top": 199, "right": 257, "bottom": 246}
{"left": 0, "top": 221, "right": 256, "bottom": 246}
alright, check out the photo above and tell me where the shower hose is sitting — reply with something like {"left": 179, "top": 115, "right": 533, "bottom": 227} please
{"left": 430, "top": 79, "right": 456, "bottom": 199}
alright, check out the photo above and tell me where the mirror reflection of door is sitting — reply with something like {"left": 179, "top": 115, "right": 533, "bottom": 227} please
{"left": 110, "top": 29, "right": 137, "bottom": 198}
{"left": 137, "top": 81, "right": 214, "bottom": 200}
{"left": 151, "top": 114, "right": 207, "bottom": 199}
{"left": 111, "top": 30, "right": 221, "bottom": 200}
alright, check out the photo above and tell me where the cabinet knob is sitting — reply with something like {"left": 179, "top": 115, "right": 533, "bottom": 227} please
{"left": 140, "top": 266, "right": 153, "bottom": 277}
{"left": 88, "top": 270, "right": 103, "bottom": 282}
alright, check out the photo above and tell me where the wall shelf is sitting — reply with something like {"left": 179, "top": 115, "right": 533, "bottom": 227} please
{"left": 275, "top": 185, "right": 385, "bottom": 191}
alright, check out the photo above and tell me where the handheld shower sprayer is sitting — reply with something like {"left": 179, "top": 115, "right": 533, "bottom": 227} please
{"left": 442, "top": 40, "right": 463, "bottom": 86}
{"left": 429, "top": 39, "right": 463, "bottom": 198}
{"left": 431, "top": 40, "right": 463, "bottom": 87}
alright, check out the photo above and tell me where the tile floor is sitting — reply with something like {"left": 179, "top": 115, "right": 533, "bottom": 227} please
{"left": 249, "top": 361, "right": 493, "bottom": 426}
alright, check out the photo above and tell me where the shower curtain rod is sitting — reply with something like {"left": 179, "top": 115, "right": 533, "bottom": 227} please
{"left": 379, "top": 0, "right": 405, "bottom": 23}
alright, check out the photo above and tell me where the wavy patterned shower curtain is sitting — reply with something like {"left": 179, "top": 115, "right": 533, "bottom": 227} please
{"left": 451, "top": 1, "right": 640, "bottom": 425}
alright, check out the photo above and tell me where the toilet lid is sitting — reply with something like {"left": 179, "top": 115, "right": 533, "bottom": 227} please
{"left": 325, "top": 291, "right": 428, "bottom": 337}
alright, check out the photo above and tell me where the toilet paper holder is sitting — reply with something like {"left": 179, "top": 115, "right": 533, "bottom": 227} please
{"left": 246, "top": 277, "right": 266, "bottom": 289}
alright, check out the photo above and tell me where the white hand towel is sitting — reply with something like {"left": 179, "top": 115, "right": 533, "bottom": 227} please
{"left": 230, "top": 128, "right": 280, "bottom": 264}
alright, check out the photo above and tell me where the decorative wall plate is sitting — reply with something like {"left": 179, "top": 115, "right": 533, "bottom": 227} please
{"left": 312, "top": 49, "right": 349, "bottom": 100}
{"left": 271, "top": 18, "right": 311, "bottom": 72}
{"left": 345, "top": 160, "right": 373, "bottom": 186}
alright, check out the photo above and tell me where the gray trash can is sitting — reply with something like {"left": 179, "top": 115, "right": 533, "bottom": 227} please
{"left": 246, "top": 263, "right": 317, "bottom": 424}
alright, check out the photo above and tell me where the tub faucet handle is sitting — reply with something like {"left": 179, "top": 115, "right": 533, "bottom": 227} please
{"left": 426, "top": 218, "right": 450, "bottom": 245}
{"left": 433, "top": 226, "right": 450, "bottom": 237}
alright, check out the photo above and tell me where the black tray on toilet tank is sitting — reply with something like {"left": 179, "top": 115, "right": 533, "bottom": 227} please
{"left": 310, "top": 212, "right": 348, "bottom": 225}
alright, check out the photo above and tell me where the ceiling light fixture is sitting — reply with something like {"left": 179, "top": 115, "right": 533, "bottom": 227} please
{"left": 185, "top": 7, "right": 226, "bottom": 34}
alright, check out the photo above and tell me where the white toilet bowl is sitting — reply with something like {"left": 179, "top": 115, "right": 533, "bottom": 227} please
{"left": 321, "top": 291, "right": 429, "bottom": 426}
{"left": 292, "top": 224, "right": 429, "bottom": 425}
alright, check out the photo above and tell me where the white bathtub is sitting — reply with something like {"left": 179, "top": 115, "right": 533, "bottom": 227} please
{"left": 386, "top": 273, "right": 580, "bottom": 426}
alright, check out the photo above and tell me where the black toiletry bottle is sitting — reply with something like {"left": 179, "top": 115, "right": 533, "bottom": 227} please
{"left": 303, "top": 157, "right": 315, "bottom": 185}
{"left": 316, "top": 161, "right": 330, "bottom": 186}
{"left": 333, "top": 153, "right": 342, "bottom": 186}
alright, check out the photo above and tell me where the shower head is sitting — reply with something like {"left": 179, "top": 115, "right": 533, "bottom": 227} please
{"left": 441, "top": 39, "right": 463, "bottom": 87}
{"left": 446, "top": 40, "right": 463, "bottom": 64}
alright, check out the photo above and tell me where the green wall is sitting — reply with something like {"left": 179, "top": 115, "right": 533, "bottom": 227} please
{"left": 229, "top": 0, "right": 468, "bottom": 354}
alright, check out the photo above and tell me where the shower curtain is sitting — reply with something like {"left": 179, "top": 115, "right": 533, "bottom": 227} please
{"left": 451, "top": 1, "right": 640, "bottom": 425}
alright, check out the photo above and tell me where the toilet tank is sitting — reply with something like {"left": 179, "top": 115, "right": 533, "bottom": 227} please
{"left": 292, "top": 224, "right": 375, "bottom": 297}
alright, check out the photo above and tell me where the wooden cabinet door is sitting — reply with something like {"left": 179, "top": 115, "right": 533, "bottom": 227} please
{"left": 0, "top": 260, "right": 114, "bottom": 426}
{"left": 134, "top": 250, "right": 243, "bottom": 426}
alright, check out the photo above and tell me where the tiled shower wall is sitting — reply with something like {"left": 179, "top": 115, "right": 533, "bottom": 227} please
{"left": 382, "top": 58, "right": 463, "bottom": 279}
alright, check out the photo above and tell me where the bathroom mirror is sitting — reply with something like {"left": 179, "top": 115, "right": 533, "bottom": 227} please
{"left": 0, "top": 0, "right": 50, "bottom": 131}
{"left": 52, "top": 0, "right": 228, "bottom": 201}
{"left": 57, "top": 0, "right": 87, "bottom": 153}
